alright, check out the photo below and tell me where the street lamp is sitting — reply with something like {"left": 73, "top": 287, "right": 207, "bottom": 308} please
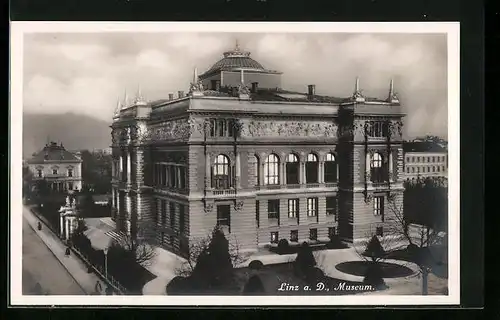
{"left": 103, "top": 247, "right": 108, "bottom": 279}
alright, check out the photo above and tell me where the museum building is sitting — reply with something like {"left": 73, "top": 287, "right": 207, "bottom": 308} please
{"left": 110, "top": 43, "right": 406, "bottom": 255}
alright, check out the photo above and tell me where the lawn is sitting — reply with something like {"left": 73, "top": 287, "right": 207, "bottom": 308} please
{"left": 167, "top": 262, "right": 378, "bottom": 295}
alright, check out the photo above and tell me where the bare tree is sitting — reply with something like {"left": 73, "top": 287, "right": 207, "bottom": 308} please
{"left": 113, "top": 233, "right": 157, "bottom": 267}
{"left": 384, "top": 198, "right": 447, "bottom": 295}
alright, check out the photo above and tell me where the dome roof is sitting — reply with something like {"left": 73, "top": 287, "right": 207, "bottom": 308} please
{"left": 200, "top": 42, "right": 277, "bottom": 78}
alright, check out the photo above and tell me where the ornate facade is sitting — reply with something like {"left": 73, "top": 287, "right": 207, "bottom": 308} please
{"left": 28, "top": 142, "right": 83, "bottom": 192}
{"left": 110, "top": 44, "right": 406, "bottom": 255}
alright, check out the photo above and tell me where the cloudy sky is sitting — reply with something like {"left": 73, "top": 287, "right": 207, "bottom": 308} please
{"left": 23, "top": 32, "right": 448, "bottom": 139}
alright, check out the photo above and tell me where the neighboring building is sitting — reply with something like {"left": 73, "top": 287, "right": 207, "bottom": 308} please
{"left": 27, "top": 142, "right": 83, "bottom": 192}
{"left": 110, "top": 43, "right": 406, "bottom": 255}
{"left": 403, "top": 141, "right": 448, "bottom": 180}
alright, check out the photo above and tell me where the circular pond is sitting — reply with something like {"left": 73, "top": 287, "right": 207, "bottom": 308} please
{"left": 335, "top": 261, "right": 415, "bottom": 278}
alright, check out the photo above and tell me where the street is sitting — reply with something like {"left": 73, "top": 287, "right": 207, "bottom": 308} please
{"left": 22, "top": 216, "right": 85, "bottom": 295}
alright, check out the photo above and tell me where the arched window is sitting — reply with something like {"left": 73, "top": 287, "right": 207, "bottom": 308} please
{"left": 286, "top": 153, "right": 300, "bottom": 185}
{"left": 212, "top": 154, "right": 231, "bottom": 189}
{"left": 264, "top": 154, "right": 280, "bottom": 185}
{"left": 324, "top": 153, "right": 337, "bottom": 183}
{"left": 370, "top": 152, "right": 386, "bottom": 182}
{"left": 306, "top": 153, "right": 318, "bottom": 184}
{"left": 254, "top": 155, "right": 260, "bottom": 186}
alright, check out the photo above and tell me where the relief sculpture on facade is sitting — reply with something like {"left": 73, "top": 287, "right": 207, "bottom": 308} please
{"left": 134, "top": 118, "right": 193, "bottom": 143}
{"left": 241, "top": 120, "right": 337, "bottom": 138}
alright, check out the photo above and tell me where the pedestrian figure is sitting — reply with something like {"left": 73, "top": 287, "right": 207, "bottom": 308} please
{"left": 65, "top": 247, "right": 71, "bottom": 256}
{"left": 33, "top": 282, "right": 42, "bottom": 294}
{"left": 95, "top": 280, "right": 102, "bottom": 294}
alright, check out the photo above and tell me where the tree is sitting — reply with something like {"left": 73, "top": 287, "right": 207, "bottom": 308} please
{"left": 173, "top": 225, "right": 246, "bottom": 293}
{"left": 293, "top": 242, "right": 317, "bottom": 279}
{"left": 385, "top": 191, "right": 448, "bottom": 295}
{"left": 112, "top": 233, "right": 157, "bottom": 267}
{"left": 81, "top": 149, "right": 112, "bottom": 194}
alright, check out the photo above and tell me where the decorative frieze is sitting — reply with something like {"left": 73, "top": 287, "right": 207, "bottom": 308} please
{"left": 240, "top": 120, "right": 338, "bottom": 138}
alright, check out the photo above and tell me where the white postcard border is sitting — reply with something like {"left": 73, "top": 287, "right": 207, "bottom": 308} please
{"left": 10, "top": 21, "right": 460, "bottom": 306}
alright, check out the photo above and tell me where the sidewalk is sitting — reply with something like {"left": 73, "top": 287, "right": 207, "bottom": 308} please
{"left": 23, "top": 206, "right": 108, "bottom": 295}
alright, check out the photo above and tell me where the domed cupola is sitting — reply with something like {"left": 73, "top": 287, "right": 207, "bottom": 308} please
{"left": 199, "top": 41, "right": 282, "bottom": 90}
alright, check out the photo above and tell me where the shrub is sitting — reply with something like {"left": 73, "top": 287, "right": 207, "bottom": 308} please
{"left": 248, "top": 260, "right": 264, "bottom": 270}
{"left": 363, "top": 262, "right": 386, "bottom": 290}
{"left": 277, "top": 239, "right": 289, "bottom": 252}
{"left": 242, "top": 275, "right": 266, "bottom": 295}
{"left": 304, "top": 267, "right": 325, "bottom": 284}
{"left": 166, "top": 276, "right": 194, "bottom": 295}
{"left": 294, "top": 242, "right": 316, "bottom": 278}
{"left": 363, "top": 236, "right": 385, "bottom": 261}
{"left": 191, "top": 226, "right": 234, "bottom": 289}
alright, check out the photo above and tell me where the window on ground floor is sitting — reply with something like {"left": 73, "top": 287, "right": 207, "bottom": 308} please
{"left": 288, "top": 199, "right": 299, "bottom": 218}
{"left": 255, "top": 200, "right": 260, "bottom": 228}
{"left": 179, "top": 204, "right": 185, "bottom": 233}
{"left": 270, "top": 231, "right": 279, "bottom": 244}
{"left": 328, "top": 227, "right": 337, "bottom": 239}
{"left": 309, "top": 228, "right": 318, "bottom": 241}
{"left": 217, "top": 204, "right": 231, "bottom": 227}
{"left": 307, "top": 198, "right": 318, "bottom": 217}
{"left": 326, "top": 196, "right": 338, "bottom": 217}
{"left": 68, "top": 182, "right": 73, "bottom": 190}
{"left": 268, "top": 199, "right": 280, "bottom": 220}
{"left": 169, "top": 202, "right": 176, "bottom": 227}
{"left": 376, "top": 226, "right": 384, "bottom": 237}
{"left": 290, "top": 230, "right": 298, "bottom": 242}
{"left": 373, "top": 196, "right": 385, "bottom": 221}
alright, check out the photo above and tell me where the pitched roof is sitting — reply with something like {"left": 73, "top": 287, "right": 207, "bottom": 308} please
{"left": 28, "top": 142, "right": 82, "bottom": 163}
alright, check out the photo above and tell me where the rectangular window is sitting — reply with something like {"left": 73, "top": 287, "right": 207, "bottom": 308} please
{"left": 411, "top": 167, "right": 415, "bottom": 173}
{"left": 326, "top": 196, "right": 337, "bottom": 216}
{"left": 37, "top": 169, "right": 42, "bottom": 177}
{"left": 406, "top": 167, "right": 410, "bottom": 173}
{"left": 52, "top": 169, "right": 58, "bottom": 175}
{"left": 161, "top": 200, "right": 167, "bottom": 225}
{"left": 309, "top": 228, "right": 318, "bottom": 241}
{"left": 268, "top": 200, "right": 280, "bottom": 219}
{"left": 270, "top": 231, "right": 279, "bottom": 244}
{"left": 307, "top": 198, "right": 318, "bottom": 217}
{"left": 68, "top": 182, "right": 73, "bottom": 190}
{"left": 255, "top": 201, "right": 260, "bottom": 228}
{"left": 170, "top": 235, "right": 175, "bottom": 246}
{"left": 68, "top": 169, "right": 73, "bottom": 177}
{"left": 169, "top": 202, "right": 176, "bottom": 227}
{"left": 290, "top": 230, "right": 299, "bottom": 242}
{"left": 437, "top": 166, "right": 441, "bottom": 172}
{"left": 328, "top": 227, "right": 337, "bottom": 239}
{"left": 179, "top": 166, "right": 186, "bottom": 190}
{"left": 179, "top": 204, "right": 185, "bottom": 233}
{"left": 376, "top": 226, "right": 384, "bottom": 237}
{"left": 288, "top": 199, "right": 299, "bottom": 218}
{"left": 432, "top": 156, "right": 436, "bottom": 162}
{"left": 373, "top": 196, "right": 384, "bottom": 220}
{"left": 160, "top": 232, "right": 165, "bottom": 245}
{"left": 217, "top": 205, "right": 231, "bottom": 227}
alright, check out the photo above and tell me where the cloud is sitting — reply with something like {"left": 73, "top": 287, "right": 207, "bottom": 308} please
{"left": 22, "top": 32, "right": 448, "bottom": 138}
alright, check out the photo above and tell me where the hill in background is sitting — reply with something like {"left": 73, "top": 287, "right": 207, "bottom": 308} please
{"left": 23, "top": 112, "right": 111, "bottom": 158}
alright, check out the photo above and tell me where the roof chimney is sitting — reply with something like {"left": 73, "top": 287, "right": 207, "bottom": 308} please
{"left": 169, "top": 93, "right": 174, "bottom": 101}
{"left": 251, "top": 82, "right": 259, "bottom": 93}
{"left": 308, "top": 84, "right": 316, "bottom": 96}
{"left": 178, "top": 91, "right": 185, "bottom": 99}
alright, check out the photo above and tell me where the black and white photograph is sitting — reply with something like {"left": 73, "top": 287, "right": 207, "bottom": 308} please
{"left": 10, "top": 22, "right": 460, "bottom": 306}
